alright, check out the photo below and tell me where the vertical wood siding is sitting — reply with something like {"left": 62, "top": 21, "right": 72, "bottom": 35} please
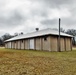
{"left": 51, "top": 36, "right": 58, "bottom": 51}
{"left": 60, "top": 37, "right": 65, "bottom": 51}
{"left": 17, "top": 40, "right": 21, "bottom": 49}
{"left": 5, "top": 35, "right": 72, "bottom": 52}
{"left": 21, "top": 40, "right": 25, "bottom": 49}
{"left": 65, "top": 38, "right": 71, "bottom": 51}
{"left": 42, "top": 36, "right": 51, "bottom": 51}
{"left": 35, "top": 38, "right": 42, "bottom": 50}
{"left": 25, "top": 39, "right": 29, "bottom": 49}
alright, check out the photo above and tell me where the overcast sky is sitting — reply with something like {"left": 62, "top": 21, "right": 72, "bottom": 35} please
{"left": 0, "top": 0, "right": 76, "bottom": 36}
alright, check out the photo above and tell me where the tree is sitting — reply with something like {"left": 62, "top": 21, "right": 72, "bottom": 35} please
{"left": 60, "top": 28, "right": 65, "bottom": 33}
{"left": 2, "top": 33, "right": 12, "bottom": 41}
{"left": 66, "top": 29, "right": 76, "bottom": 46}
{"left": 0, "top": 33, "right": 13, "bottom": 46}
{"left": 0, "top": 38, "right": 3, "bottom": 46}
{"left": 66, "top": 29, "right": 76, "bottom": 36}
{"left": 53, "top": 28, "right": 65, "bottom": 33}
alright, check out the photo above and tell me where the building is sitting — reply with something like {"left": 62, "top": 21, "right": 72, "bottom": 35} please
{"left": 5, "top": 28, "right": 73, "bottom": 51}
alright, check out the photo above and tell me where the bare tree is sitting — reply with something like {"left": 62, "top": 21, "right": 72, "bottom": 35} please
{"left": 66, "top": 29, "right": 76, "bottom": 36}
{"left": 0, "top": 33, "right": 13, "bottom": 46}
{"left": 2, "top": 33, "right": 12, "bottom": 41}
{"left": 53, "top": 28, "right": 65, "bottom": 33}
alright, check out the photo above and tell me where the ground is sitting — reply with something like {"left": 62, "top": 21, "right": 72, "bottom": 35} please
{"left": 0, "top": 48, "right": 76, "bottom": 75}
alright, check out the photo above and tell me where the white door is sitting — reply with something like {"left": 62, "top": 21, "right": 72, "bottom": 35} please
{"left": 29, "top": 39, "right": 34, "bottom": 49}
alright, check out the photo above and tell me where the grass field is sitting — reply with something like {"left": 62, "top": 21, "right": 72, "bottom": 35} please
{"left": 0, "top": 48, "right": 76, "bottom": 75}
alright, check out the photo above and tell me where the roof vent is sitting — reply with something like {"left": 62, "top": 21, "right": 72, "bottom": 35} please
{"left": 36, "top": 28, "right": 39, "bottom": 31}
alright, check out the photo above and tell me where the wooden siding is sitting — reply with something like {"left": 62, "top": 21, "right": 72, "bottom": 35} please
{"left": 60, "top": 37, "right": 65, "bottom": 51}
{"left": 21, "top": 40, "right": 25, "bottom": 49}
{"left": 14, "top": 42, "right": 16, "bottom": 49}
{"left": 65, "top": 38, "right": 71, "bottom": 51}
{"left": 17, "top": 40, "right": 21, "bottom": 49}
{"left": 51, "top": 36, "right": 58, "bottom": 51}
{"left": 5, "top": 35, "right": 72, "bottom": 52}
{"left": 42, "top": 36, "right": 51, "bottom": 51}
{"left": 11, "top": 41, "right": 14, "bottom": 49}
{"left": 35, "top": 38, "right": 42, "bottom": 50}
{"left": 25, "top": 39, "right": 29, "bottom": 49}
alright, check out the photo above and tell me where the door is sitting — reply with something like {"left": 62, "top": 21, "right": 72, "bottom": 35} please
{"left": 29, "top": 39, "right": 34, "bottom": 49}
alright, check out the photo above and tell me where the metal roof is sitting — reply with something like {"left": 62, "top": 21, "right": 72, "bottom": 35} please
{"left": 5, "top": 28, "right": 72, "bottom": 42}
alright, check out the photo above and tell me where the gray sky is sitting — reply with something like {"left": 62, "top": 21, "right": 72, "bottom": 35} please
{"left": 0, "top": 0, "right": 76, "bottom": 36}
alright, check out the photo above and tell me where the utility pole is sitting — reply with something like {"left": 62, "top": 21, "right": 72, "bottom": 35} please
{"left": 58, "top": 18, "right": 61, "bottom": 52}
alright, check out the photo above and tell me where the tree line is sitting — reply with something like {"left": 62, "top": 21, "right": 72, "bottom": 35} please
{"left": 0, "top": 32, "right": 23, "bottom": 46}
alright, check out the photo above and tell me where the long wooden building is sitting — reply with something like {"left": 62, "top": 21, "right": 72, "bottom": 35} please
{"left": 5, "top": 28, "right": 73, "bottom": 51}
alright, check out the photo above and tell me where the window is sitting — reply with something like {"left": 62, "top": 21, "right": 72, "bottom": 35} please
{"left": 44, "top": 36, "right": 47, "bottom": 41}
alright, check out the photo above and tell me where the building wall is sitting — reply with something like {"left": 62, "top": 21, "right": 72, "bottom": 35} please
{"left": 21, "top": 40, "right": 25, "bottom": 49}
{"left": 11, "top": 41, "right": 14, "bottom": 49}
{"left": 14, "top": 41, "right": 17, "bottom": 49}
{"left": 25, "top": 39, "right": 29, "bottom": 49}
{"left": 5, "top": 35, "right": 72, "bottom": 52}
{"left": 65, "top": 37, "right": 71, "bottom": 51}
{"left": 51, "top": 36, "right": 58, "bottom": 51}
{"left": 7, "top": 42, "right": 12, "bottom": 49}
{"left": 60, "top": 37, "right": 65, "bottom": 51}
{"left": 35, "top": 38, "right": 42, "bottom": 50}
{"left": 17, "top": 40, "right": 21, "bottom": 49}
{"left": 42, "top": 36, "right": 51, "bottom": 51}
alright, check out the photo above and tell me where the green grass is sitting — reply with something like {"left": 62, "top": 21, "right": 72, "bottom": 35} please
{"left": 0, "top": 48, "right": 76, "bottom": 75}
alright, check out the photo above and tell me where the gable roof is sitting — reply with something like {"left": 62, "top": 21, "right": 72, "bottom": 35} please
{"left": 5, "top": 28, "right": 72, "bottom": 42}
